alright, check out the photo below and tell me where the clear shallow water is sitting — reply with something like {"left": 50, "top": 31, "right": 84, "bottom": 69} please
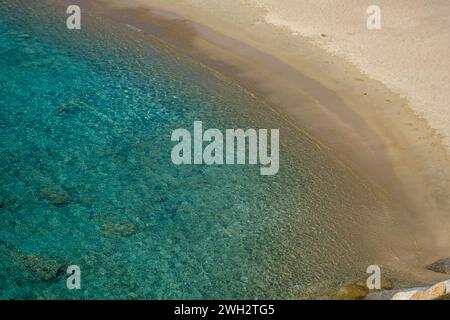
{"left": 1, "top": 0, "right": 392, "bottom": 299}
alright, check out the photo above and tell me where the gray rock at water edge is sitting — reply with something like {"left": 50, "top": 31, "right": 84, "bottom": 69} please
{"left": 426, "top": 258, "right": 450, "bottom": 274}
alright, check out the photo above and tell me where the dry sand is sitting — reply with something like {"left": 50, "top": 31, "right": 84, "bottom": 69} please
{"left": 85, "top": 0, "right": 450, "bottom": 285}
{"left": 135, "top": 0, "right": 450, "bottom": 149}
{"left": 254, "top": 0, "right": 450, "bottom": 146}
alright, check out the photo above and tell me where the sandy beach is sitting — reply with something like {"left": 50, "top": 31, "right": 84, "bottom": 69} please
{"left": 83, "top": 0, "right": 450, "bottom": 285}
{"left": 133, "top": 0, "right": 450, "bottom": 147}
{"left": 6, "top": 0, "right": 450, "bottom": 300}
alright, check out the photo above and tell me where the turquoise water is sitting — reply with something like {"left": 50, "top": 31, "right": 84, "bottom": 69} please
{"left": 0, "top": 0, "right": 391, "bottom": 299}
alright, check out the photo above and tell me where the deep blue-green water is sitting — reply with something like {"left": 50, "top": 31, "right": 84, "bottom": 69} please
{"left": 0, "top": 0, "right": 392, "bottom": 299}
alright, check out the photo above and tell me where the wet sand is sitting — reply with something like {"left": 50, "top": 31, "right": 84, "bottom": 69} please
{"left": 79, "top": 0, "right": 450, "bottom": 285}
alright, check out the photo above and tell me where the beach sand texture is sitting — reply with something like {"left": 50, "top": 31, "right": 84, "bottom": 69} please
{"left": 134, "top": 0, "right": 450, "bottom": 149}
{"left": 254, "top": 0, "right": 450, "bottom": 146}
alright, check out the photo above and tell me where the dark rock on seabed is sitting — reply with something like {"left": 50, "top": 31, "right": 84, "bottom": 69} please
{"left": 101, "top": 222, "right": 138, "bottom": 237}
{"left": 12, "top": 253, "right": 66, "bottom": 282}
{"left": 40, "top": 188, "right": 71, "bottom": 206}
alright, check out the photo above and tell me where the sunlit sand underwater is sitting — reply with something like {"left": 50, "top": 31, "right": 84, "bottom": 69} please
{"left": 0, "top": 1, "right": 395, "bottom": 299}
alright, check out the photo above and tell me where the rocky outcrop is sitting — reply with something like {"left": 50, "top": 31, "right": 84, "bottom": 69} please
{"left": 364, "top": 280, "right": 450, "bottom": 300}
{"left": 391, "top": 281, "right": 450, "bottom": 300}
{"left": 426, "top": 258, "right": 450, "bottom": 274}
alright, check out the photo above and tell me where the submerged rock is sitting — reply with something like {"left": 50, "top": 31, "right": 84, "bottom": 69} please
{"left": 356, "top": 276, "right": 395, "bottom": 291}
{"left": 0, "top": 240, "right": 16, "bottom": 251}
{"left": 40, "top": 188, "right": 71, "bottom": 206}
{"left": 101, "top": 223, "right": 138, "bottom": 237}
{"left": 334, "top": 283, "right": 369, "bottom": 300}
{"left": 55, "top": 100, "right": 86, "bottom": 115}
{"left": 14, "top": 253, "right": 65, "bottom": 282}
{"left": 426, "top": 258, "right": 450, "bottom": 274}
{"left": 333, "top": 275, "right": 395, "bottom": 300}
{"left": 17, "top": 33, "right": 31, "bottom": 40}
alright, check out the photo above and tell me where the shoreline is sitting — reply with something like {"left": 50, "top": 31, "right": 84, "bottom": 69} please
{"left": 84, "top": 0, "right": 450, "bottom": 285}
